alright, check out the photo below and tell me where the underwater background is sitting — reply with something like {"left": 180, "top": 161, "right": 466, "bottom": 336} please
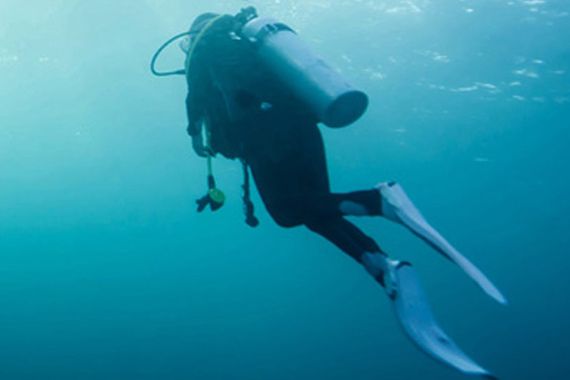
{"left": 1, "top": 0, "right": 569, "bottom": 379}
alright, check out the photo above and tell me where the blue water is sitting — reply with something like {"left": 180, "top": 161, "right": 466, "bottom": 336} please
{"left": 1, "top": 1, "right": 569, "bottom": 379}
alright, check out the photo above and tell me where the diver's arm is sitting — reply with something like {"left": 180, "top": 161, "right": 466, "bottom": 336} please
{"left": 185, "top": 91, "right": 202, "bottom": 136}
{"left": 186, "top": 92, "right": 211, "bottom": 158}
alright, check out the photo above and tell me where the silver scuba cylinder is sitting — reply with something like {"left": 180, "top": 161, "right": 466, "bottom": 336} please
{"left": 240, "top": 17, "right": 369, "bottom": 128}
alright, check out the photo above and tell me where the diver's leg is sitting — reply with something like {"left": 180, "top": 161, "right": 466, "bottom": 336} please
{"left": 305, "top": 217, "right": 394, "bottom": 288}
{"left": 321, "top": 190, "right": 382, "bottom": 217}
{"left": 306, "top": 217, "right": 382, "bottom": 260}
{"left": 246, "top": 121, "right": 375, "bottom": 222}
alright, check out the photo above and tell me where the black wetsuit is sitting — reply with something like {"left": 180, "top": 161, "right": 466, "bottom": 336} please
{"left": 185, "top": 15, "right": 383, "bottom": 262}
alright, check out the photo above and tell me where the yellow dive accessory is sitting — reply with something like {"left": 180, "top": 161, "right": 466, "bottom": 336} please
{"left": 208, "top": 188, "right": 226, "bottom": 206}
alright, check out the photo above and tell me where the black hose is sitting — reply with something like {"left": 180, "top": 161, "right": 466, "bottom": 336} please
{"left": 150, "top": 31, "right": 196, "bottom": 77}
{"left": 241, "top": 161, "right": 259, "bottom": 227}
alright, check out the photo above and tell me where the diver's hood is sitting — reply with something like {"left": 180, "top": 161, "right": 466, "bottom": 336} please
{"left": 190, "top": 13, "right": 220, "bottom": 33}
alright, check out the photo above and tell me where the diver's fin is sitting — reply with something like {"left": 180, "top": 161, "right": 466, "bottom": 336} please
{"left": 388, "top": 261, "right": 497, "bottom": 379}
{"left": 377, "top": 182, "right": 507, "bottom": 305}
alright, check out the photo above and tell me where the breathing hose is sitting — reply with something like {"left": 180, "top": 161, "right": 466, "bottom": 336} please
{"left": 150, "top": 31, "right": 196, "bottom": 77}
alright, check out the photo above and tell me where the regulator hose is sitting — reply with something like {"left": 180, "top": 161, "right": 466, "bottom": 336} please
{"left": 150, "top": 31, "right": 196, "bottom": 77}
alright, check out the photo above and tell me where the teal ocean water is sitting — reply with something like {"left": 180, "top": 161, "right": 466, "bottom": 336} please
{"left": 1, "top": 1, "right": 569, "bottom": 379}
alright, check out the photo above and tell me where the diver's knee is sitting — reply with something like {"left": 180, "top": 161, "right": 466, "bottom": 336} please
{"left": 268, "top": 211, "right": 300, "bottom": 228}
{"left": 274, "top": 218, "right": 298, "bottom": 228}
{"left": 305, "top": 219, "right": 333, "bottom": 234}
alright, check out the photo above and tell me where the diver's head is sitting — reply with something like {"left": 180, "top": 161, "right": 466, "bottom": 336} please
{"left": 190, "top": 12, "right": 219, "bottom": 33}
{"left": 179, "top": 12, "right": 219, "bottom": 54}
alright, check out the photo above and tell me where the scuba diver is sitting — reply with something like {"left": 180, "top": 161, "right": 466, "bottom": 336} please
{"left": 151, "top": 7, "right": 506, "bottom": 379}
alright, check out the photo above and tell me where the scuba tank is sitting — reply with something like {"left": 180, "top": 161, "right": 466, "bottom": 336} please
{"left": 239, "top": 13, "right": 369, "bottom": 128}
{"left": 150, "top": 8, "right": 369, "bottom": 127}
